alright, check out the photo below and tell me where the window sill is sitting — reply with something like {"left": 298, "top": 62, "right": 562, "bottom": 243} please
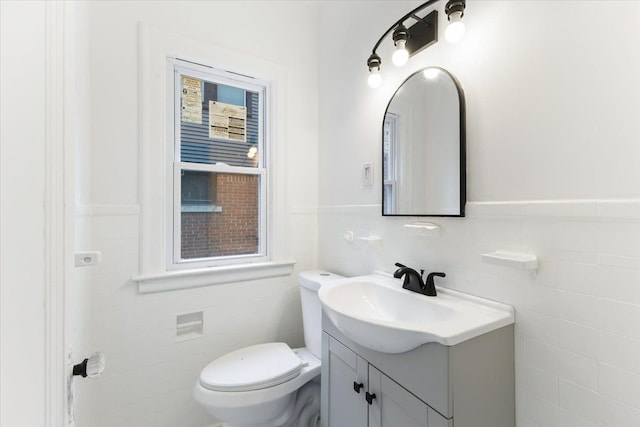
{"left": 132, "top": 260, "right": 296, "bottom": 294}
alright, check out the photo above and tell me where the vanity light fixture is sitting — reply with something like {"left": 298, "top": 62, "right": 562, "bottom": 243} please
{"left": 445, "top": 0, "right": 466, "bottom": 43}
{"left": 366, "top": 0, "right": 466, "bottom": 88}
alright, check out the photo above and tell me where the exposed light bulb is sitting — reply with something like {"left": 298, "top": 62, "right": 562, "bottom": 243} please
{"left": 445, "top": 12, "right": 465, "bottom": 43}
{"left": 368, "top": 68, "right": 382, "bottom": 88}
{"left": 366, "top": 53, "right": 382, "bottom": 89}
{"left": 392, "top": 39, "right": 409, "bottom": 67}
{"left": 247, "top": 146, "right": 258, "bottom": 159}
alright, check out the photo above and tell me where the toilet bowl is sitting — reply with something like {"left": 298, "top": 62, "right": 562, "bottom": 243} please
{"left": 193, "top": 271, "right": 343, "bottom": 427}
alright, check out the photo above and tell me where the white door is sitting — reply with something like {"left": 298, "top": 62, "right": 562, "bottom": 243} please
{"left": 1, "top": 1, "right": 50, "bottom": 425}
{"left": 1, "top": 2, "right": 70, "bottom": 426}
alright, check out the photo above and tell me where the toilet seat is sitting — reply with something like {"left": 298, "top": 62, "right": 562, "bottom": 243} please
{"left": 194, "top": 347, "right": 320, "bottom": 410}
{"left": 200, "top": 343, "right": 302, "bottom": 392}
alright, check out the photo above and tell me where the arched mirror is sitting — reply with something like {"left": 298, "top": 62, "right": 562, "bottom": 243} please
{"left": 382, "top": 67, "right": 466, "bottom": 216}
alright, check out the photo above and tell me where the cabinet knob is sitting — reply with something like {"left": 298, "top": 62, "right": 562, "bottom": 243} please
{"left": 365, "top": 391, "right": 376, "bottom": 405}
{"left": 353, "top": 382, "right": 364, "bottom": 393}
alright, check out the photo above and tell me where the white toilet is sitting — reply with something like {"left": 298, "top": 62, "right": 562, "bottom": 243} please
{"left": 193, "top": 271, "right": 343, "bottom": 427}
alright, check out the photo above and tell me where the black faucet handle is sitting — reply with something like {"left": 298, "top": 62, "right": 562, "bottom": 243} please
{"left": 423, "top": 272, "right": 446, "bottom": 297}
{"left": 426, "top": 272, "right": 446, "bottom": 284}
{"left": 394, "top": 262, "right": 407, "bottom": 268}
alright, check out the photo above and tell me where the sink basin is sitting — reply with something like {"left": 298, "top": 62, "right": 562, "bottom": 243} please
{"left": 318, "top": 272, "right": 514, "bottom": 353}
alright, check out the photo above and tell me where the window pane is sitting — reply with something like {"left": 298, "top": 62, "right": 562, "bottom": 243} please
{"left": 181, "top": 171, "right": 260, "bottom": 259}
{"left": 180, "top": 75, "right": 260, "bottom": 168}
{"left": 182, "top": 170, "right": 214, "bottom": 207}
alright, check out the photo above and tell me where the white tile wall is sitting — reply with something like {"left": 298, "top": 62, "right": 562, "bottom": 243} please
{"left": 520, "top": 363, "right": 559, "bottom": 404}
{"left": 316, "top": 2, "right": 640, "bottom": 426}
{"left": 73, "top": 1, "right": 321, "bottom": 425}
{"left": 75, "top": 211, "right": 316, "bottom": 427}
{"left": 599, "top": 332, "right": 640, "bottom": 375}
{"left": 527, "top": 392, "right": 600, "bottom": 427}
{"left": 559, "top": 379, "right": 640, "bottom": 427}
{"left": 598, "top": 363, "right": 640, "bottom": 409}
{"left": 318, "top": 201, "right": 640, "bottom": 426}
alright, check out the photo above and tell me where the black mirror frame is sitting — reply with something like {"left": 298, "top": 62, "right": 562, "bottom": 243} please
{"left": 381, "top": 67, "right": 466, "bottom": 217}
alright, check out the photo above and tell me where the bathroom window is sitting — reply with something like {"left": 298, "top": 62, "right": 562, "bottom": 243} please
{"left": 136, "top": 31, "right": 294, "bottom": 292}
{"left": 171, "top": 61, "right": 267, "bottom": 268}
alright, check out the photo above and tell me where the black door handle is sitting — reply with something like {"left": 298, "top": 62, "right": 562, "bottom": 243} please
{"left": 365, "top": 391, "right": 376, "bottom": 405}
{"left": 353, "top": 382, "right": 364, "bottom": 393}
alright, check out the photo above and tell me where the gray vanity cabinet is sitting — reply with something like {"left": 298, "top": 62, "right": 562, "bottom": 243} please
{"left": 322, "top": 334, "right": 451, "bottom": 427}
{"left": 368, "top": 365, "right": 451, "bottom": 427}
{"left": 323, "top": 334, "right": 368, "bottom": 427}
{"left": 321, "top": 313, "right": 515, "bottom": 427}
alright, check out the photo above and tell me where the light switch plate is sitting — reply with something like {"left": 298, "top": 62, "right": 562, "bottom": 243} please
{"left": 363, "top": 163, "right": 373, "bottom": 186}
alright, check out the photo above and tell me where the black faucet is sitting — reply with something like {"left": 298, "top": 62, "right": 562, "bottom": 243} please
{"left": 393, "top": 263, "right": 424, "bottom": 294}
{"left": 393, "top": 263, "right": 446, "bottom": 297}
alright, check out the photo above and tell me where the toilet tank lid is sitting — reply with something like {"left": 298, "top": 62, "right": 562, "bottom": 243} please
{"left": 299, "top": 270, "right": 344, "bottom": 292}
{"left": 200, "top": 343, "right": 301, "bottom": 392}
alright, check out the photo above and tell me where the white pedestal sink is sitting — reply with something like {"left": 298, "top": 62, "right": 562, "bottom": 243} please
{"left": 318, "top": 271, "right": 514, "bottom": 353}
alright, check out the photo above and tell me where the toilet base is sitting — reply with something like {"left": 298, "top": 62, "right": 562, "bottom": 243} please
{"left": 281, "top": 381, "right": 320, "bottom": 427}
{"left": 210, "top": 381, "right": 320, "bottom": 427}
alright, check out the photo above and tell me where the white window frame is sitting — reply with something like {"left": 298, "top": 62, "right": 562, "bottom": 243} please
{"left": 134, "top": 25, "right": 295, "bottom": 293}
{"left": 169, "top": 60, "right": 268, "bottom": 269}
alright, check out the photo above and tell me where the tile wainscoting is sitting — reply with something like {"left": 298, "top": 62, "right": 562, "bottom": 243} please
{"left": 319, "top": 199, "right": 640, "bottom": 427}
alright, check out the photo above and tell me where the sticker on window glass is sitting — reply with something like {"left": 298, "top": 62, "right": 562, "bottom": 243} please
{"left": 209, "top": 101, "right": 246, "bottom": 142}
{"left": 181, "top": 76, "right": 202, "bottom": 124}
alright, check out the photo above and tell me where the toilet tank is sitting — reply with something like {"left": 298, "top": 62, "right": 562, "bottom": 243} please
{"left": 299, "top": 271, "right": 344, "bottom": 359}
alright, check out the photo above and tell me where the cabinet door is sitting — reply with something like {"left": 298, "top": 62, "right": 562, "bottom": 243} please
{"left": 368, "top": 366, "right": 436, "bottom": 427}
{"left": 323, "top": 335, "right": 368, "bottom": 427}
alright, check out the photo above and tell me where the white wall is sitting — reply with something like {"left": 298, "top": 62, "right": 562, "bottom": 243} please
{"left": 0, "top": 2, "right": 47, "bottom": 425}
{"left": 74, "top": 1, "right": 320, "bottom": 426}
{"left": 318, "top": 1, "right": 640, "bottom": 427}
